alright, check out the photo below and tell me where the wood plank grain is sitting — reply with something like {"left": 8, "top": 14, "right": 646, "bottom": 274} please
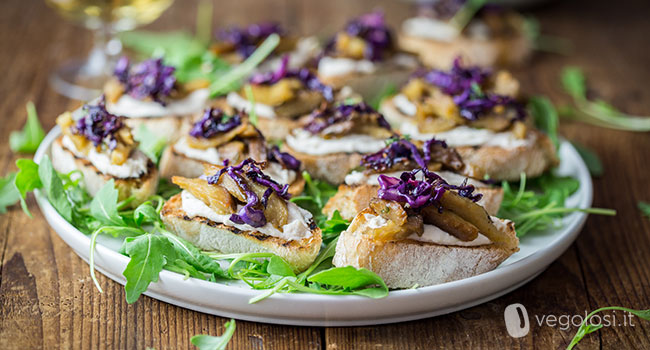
{"left": 0, "top": 0, "right": 649, "bottom": 349}
{"left": 547, "top": 0, "right": 650, "bottom": 348}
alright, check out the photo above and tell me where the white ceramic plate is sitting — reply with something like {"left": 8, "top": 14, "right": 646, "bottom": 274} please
{"left": 34, "top": 127, "right": 592, "bottom": 326}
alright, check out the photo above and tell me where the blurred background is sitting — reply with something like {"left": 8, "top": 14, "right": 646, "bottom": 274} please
{"left": 4, "top": 0, "right": 648, "bottom": 109}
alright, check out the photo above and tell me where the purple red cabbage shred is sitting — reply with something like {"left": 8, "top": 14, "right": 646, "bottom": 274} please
{"left": 377, "top": 168, "right": 482, "bottom": 210}
{"left": 206, "top": 159, "right": 291, "bottom": 228}
{"left": 417, "top": 57, "right": 525, "bottom": 121}
{"left": 74, "top": 96, "right": 124, "bottom": 150}
{"left": 218, "top": 22, "right": 285, "bottom": 58}
{"left": 189, "top": 108, "right": 242, "bottom": 139}
{"left": 114, "top": 57, "right": 176, "bottom": 105}
{"left": 362, "top": 137, "right": 448, "bottom": 172}
{"left": 268, "top": 145, "right": 301, "bottom": 171}
{"left": 304, "top": 102, "right": 392, "bottom": 134}
{"left": 326, "top": 11, "right": 393, "bottom": 61}
{"left": 249, "top": 55, "right": 334, "bottom": 101}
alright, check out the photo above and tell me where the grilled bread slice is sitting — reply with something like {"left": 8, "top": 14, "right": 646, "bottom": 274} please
{"left": 332, "top": 209, "right": 518, "bottom": 288}
{"left": 456, "top": 130, "right": 558, "bottom": 181}
{"left": 158, "top": 145, "right": 206, "bottom": 180}
{"left": 398, "top": 32, "right": 530, "bottom": 69}
{"left": 397, "top": 15, "right": 531, "bottom": 69}
{"left": 51, "top": 136, "right": 158, "bottom": 205}
{"left": 324, "top": 183, "right": 504, "bottom": 221}
{"left": 256, "top": 117, "right": 300, "bottom": 142}
{"left": 380, "top": 99, "right": 558, "bottom": 181}
{"left": 161, "top": 193, "right": 322, "bottom": 272}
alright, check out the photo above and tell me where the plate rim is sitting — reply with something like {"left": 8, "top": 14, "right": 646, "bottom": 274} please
{"left": 33, "top": 126, "right": 593, "bottom": 326}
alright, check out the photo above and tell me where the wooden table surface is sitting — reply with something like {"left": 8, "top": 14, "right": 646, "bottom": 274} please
{"left": 1, "top": 0, "right": 649, "bottom": 348}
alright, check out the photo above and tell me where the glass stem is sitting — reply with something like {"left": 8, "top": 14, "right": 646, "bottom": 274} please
{"left": 82, "top": 23, "right": 122, "bottom": 77}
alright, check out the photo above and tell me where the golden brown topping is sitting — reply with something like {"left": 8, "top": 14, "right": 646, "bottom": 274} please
{"left": 334, "top": 32, "right": 368, "bottom": 59}
{"left": 370, "top": 198, "right": 407, "bottom": 226}
{"left": 172, "top": 176, "right": 235, "bottom": 215}
{"left": 439, "top": 191, "right": 518, "bottom": 251}
{"left": 401, "top": 63, "right": 526, "bottom": 135}
{"left": 198, "top": 162, "right": 291, "bottom": 230}
{"left": 421, "top": 206, "right": 479, "bottom": 242}
{"left": 247, "top": 78, "right": 303, "bottom": 106}
{"left": 512, "top": 121, "right": 527, "bottom": 139}
{"left": 104, "top": 78, "right": 125, "bottom": 104}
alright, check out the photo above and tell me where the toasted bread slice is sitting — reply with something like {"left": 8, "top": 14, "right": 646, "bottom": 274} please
{"left": 333, "top": 211, "right": 518, "bottom": 288}
{"left": 456, "top": 130, "right": 558, "bottom": 181}
{"left": 158, "top": 145, "right": 206, "bottom": 180}
{"left": 380, "top": 99, "right": 558, "bottom": 181}
{"left": 256, "top": 117, "right": 299, "bottom": 141}
{"left": 282, "top": 144, "right": 363, "bottom": 185}
{"left": 161, "top": 194, "right": 322, "bottom": 272}
{"left": 397, "top": 21, "right": 531, "bottom": 69}
{"left": 51, "top": 137, "right": 158, "bottom": 206}
{"left": 324, "top": 183, "right": 503, "bottom": 221}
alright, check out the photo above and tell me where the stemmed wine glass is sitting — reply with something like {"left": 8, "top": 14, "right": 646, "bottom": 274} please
{"left": 46, "top": 0, "right": 175, "bottom": 100}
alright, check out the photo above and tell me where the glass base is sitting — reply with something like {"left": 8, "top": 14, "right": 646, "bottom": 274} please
{"left": 49, "top": 59, "right": 107, "bottom": 101}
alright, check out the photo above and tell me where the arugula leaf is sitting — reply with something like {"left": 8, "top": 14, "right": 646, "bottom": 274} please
{"left": 498, "top": 172, "right": 615, "bottom": 236}
{"left": 561, "top": 66, "right": 587, "bottom": 99}
{"left": 638, "top": 201, "right": 650, "bottom": 219}
{"left": 320, "top": 211, "right": 349, "bottom": 243}
{"left": 38, "top": 156, "right": 72, "bottom": 222}
{"left": 308, "top": 266, "right": 388, "bottom": 298}
{"left": 159, "top": 227, "right": 226, "bottom": 277}
{"left": 59, "top": 170, "right": 91, "bottom": 207}
{"left": 567, "top": 306, "right": 650, "bottom": 350}
{"left": 89, "top": 180, "right": 125, "bottom": 226}
{"left": 191, "top": 319, "right": 236, "bottom": 350}
{"left": 119, "top": 31, "right": 205, "bottom": 65}
{"left": 134, "top": 124, "right": 167, "bottom": 164}
{"left": 528, "top": 96, "right": 559, "bottom": 151}
{"left": 119, "top": 30, "right": 230, "bottom": 84}
{"left": 290, "top": 171, "right": 338, "bottom": 225}
{"left": 560, "top": 67, "right": 650, "bottom": 131}
{"left": 122, "top": 234, "right": 177, "bottom": 303}
{"left": 449, "top": 0, "right": 487, "bottom": 31}
{"left": 571, "top": 141, "right": 603, "bottom": 177}
{"left": 296, "top": 236, "right": 340, "bottom": 284}
{"left": 89, "top": 225, "right": 145, "bottom": 292}
{"left": 134, "top": 202, "right": 159, "bottom": 226}
{"left": 157, "top": 178, "right": 182, "bottom": 199}
{"left": 0, "top": 173, "right": 20, "bottom": 213}
{"left": 370, "top": 83, "right": 396, "bottom": 110}
{"left": 209, "top": 33, "right": 280, "bottom": 97}
{"left": 165, "top": 259, "right": 208, "bottom": 280}
{"left": 522, "top": 16, "right": 572, "bottom": 55}
{"left": 267, "top": 256, "right": 295, "bottom": 277}
{"left": 14, "top": 159, "right": 42, "bottom": 216}
{"left": 10, "top": 101, "right": 45, "bottom": 154}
